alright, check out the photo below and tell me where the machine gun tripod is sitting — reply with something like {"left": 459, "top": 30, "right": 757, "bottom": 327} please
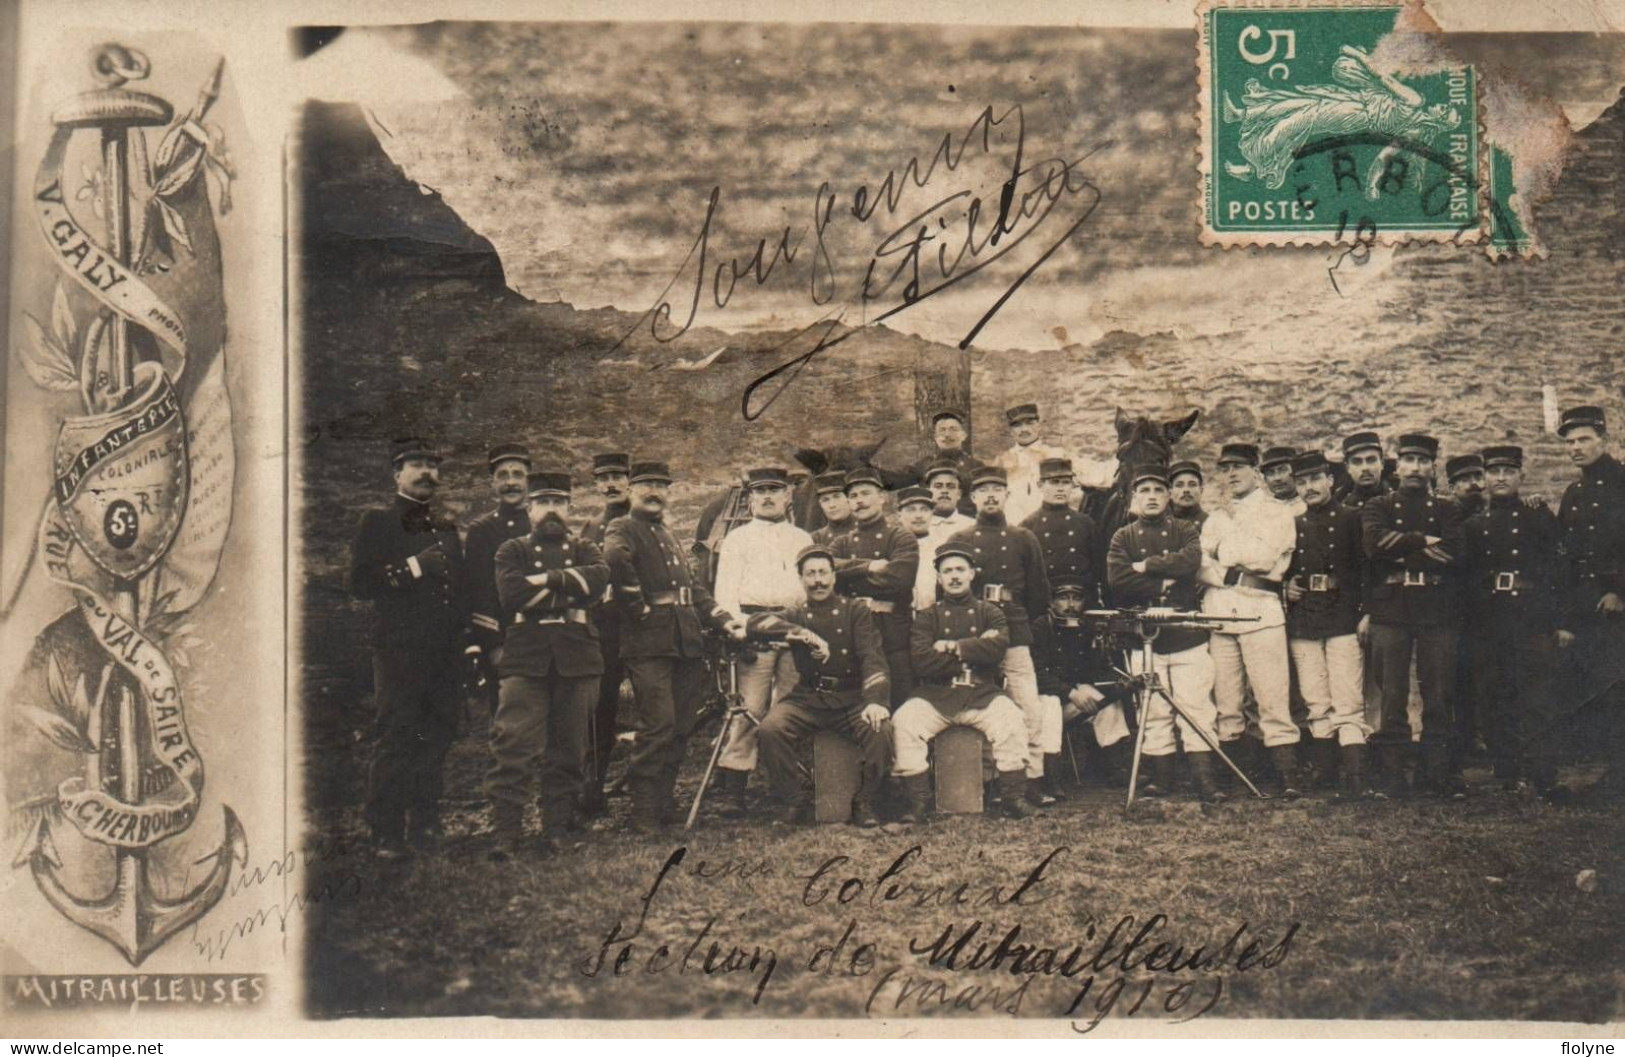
{"left": 1081, "top": 608, "right": 1268, "bottom": 810}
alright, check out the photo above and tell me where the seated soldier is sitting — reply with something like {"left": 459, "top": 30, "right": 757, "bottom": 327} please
{"left": 1031, "top": 575, "right": 1132, "bottom": 798}
{"left": 748, "top": 545, "right": 893, "bottom": 827}
{"left": 890, "top": 544, "right": 1034, "bottom": 822}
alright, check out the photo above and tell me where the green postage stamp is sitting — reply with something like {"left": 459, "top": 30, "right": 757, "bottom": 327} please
{"left": 1198, "top": 0, "right": 1484, "bottom": 247}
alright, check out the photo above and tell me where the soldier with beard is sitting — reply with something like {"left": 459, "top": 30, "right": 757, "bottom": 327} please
{"left": 487, "top": 472, "right": 610, "bottom": 861}
{"left": 347, "top": 438, "right": 470, "bottom": 858}
{"left": 464, "top": 444, "right": 533, "bottom": 713}
{"left": 580, "top": 452, "right": 631, "bottom": 815}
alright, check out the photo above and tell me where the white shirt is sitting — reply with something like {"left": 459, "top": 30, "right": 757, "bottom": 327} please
{"left": 714, "top": 517, "right": 813, "bottom": 619}
{"left": 1198, "top": 488, "right": 1296, "bottom": 632}
{"left": 913, "top": 512, "right": 975, "bottom": 610}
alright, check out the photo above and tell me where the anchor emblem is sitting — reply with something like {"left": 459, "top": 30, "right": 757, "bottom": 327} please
{"left": 13, "top": 44, "right": 244, "bottom": 966}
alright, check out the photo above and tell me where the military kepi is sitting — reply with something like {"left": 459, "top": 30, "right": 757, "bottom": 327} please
{"left": 487, "top": 443, "right": 531, "bottom": 472}
{"left": 1168, "top": 459, "right": 1203, "bottom": 483}
{"left": 1261, "top": 446, "right": 1297, "bottom": 471}
{"left": 844, "top": 467, "right": 886, "bottom": 491}
{"left": 592, "top": 452, "right": 631, "bottom": 476}
{"left": 934, "top": 541, "right": 977, "bottom": 567}
{"left": 1217, "top": 443, "right": 1260, "bottom": 467}
{"left": 746, "top": 466, "right": 790, "bottom": 489}
{"left": 1557, "top": 405, "right": 1606, "bottom": 437}
{"left": 970, "top": 465, "right": 1008, "bottom": 488}
{"left": 1289, "top": 451, "right": 1330, "bottom": 477}
{"left": 1005, "top": 403, "right": 1040, "bottom": 424}
{"left": 1396, "top": 433, "right": 1440, "bottom": 459}
{"left": 629, "top": 460, "right": 673, "bottom": 484}
{"left": 1481, "top": 445, "right": 1523, "bottom": 469}
{"left": 795, "top": 543, "right": 835, "bottom": 571}
{"left": 526, "top": 470, "right": 572, "bottom": 498}
{"left": 1131, "top": 464, "right": 1169, "bottom": 488}
{"left": 1444, "top": 453, "right": 1484, "bottom": 481}
{"left": 1039, "top": 457, "right": 1074, "bottom": 480}
{"left": 814, "top": 470, "right": 847, "bottom": 495}
{"left": 897, "top": 485, "right": 933, "bottom": 508}
{"left": 1342, "top": 431, "right": 1382, "bottom": 457}
{"left": 392, "top": 436, "right": 440, "bottom": 466}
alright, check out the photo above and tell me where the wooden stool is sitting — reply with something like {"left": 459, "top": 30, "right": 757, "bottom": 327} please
{"left": 932, "top": 726, "right": 985, "bottom": 814}
{"left": 813, "top": 729, "right": 862, "bottom": 824}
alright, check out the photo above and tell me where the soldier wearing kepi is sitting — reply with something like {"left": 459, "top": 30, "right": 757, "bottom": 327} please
{"left": 464, "top": 444, "right": 533, "bottom": 714}
{"left": 996, "top": 403, "right": 1069, "bottom": 526}
{"left": 1361, "top": 433, "right": 1466, "bottom": 798}
{"left": 711, "top": 466, "right": 814, "bottom": 815}
{"left": 1283, "top": 451, "right": 1371, "bottom": 796}
{"left": 948, "top": 464, "right": 1058, "bottom": 801}
{"left": 910, "top": 410, "right": 979, "bottom": 516}
{"left": 347, "top": 438, "right": 470, "bottom": 858}
{"left": 1555, "top": 406, "right": 1625, "bottom": 801}
{"left": 925, "top": 460, "right": 976, "bottom": 537}
{"left": 603, "top": 461, "right": 745, "bottom": 831}
{"left": 1106, "top": 466, "right": 1224, "bottom": 802}
{"left": 810, "top": 471, "right": 856, "bottom": 545}
{"left": 1339, "top": 431, "right": 1390, "bottom": 509}
{"left": 579, "top": 452, "right": 632, "bottom": 816}
{"left": 1201, "top": 442, "right": 1301, "bottom": 796}
{"left": 1261, "top": 446, "right": 1305, "bottom": 514}
{"left": 748, "top": 544, "right": 893, "bottom": 827}
{"left": 830, "top": 468, "right": 921, "bottom": 705}
{"left": 1447, "top": 453, "right": 1487, "bottom": 520}
{"left": 891, "top": 544, "right": 1035, "bottom": 822}
{"left": 1445, "top": 450, "right": 1488, "bottom": 769}
{"left": 1168, "top": 460, "right": 1209, "bottom": 528}
{"left": 486, "top": 471, "right": 610, "bottom": 860}
{"left": 1030, "top": 575, "right": 1130, "bottom": 794}
{"left": 1463, "top": 445, "right": 1571, "bottom": 797}
{"left": 896, "top": 486, "right": 945, "bottom": 612}
{"left": 1021, "top": 458, "right": 1101, "bottom": 604}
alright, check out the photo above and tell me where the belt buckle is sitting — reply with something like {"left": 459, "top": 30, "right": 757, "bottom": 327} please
{"left": 676, "top": 586, "right": 692, "bottom": 606}
{"left": 1403, "top": 570, "right": 1428, "bottom": 587}
{"left": 815, "top": 676, "right": 838, "bottom": 692}
{"left": 951, "top": 667, "right": 976, "bottom": 689}
{"left": 980, "top": 584, "right": 1004, "bottom": 603}
{"left": 537, "top": 616, "right": 565, "bottom": 625}
{"left": 1308, "top": 574, "right": 1330, "bottom": 592}
{"left": 1493, "top": 572, "right": 1516, "bottom": 593}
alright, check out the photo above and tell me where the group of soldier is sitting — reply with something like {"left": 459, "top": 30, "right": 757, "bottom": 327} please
{"left": 347, "top": 400, "right": 1625, "bottom": 860}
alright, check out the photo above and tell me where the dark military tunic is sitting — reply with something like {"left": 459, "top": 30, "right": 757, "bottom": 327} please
{"left": 747, "top": 596, "right": 891, "bottom": 710}
{"left": 811, "top": 517, "right": 855, "bottom": 546}
{"left": 909, "top": 596, "right": 1011, "bottom": 713}
{"left": 493, "top": 531, "right": 610, "bottom": 679}
{"left": 1338, "top": 480, "right": 1390, "bottom": 511}
{"left": 830, "top": 515, "right": 919, "bottom": 705}
{"left": 1105, "top": 513, "right": 1206, "bottom": 654}
{"left": 946, "top": 513, "right": 1051, "bottom": 647}
{"left": 348, "top": 494, "right": 468, "bottom": 649}
{"left": 1360, "top": 489, "right": 1465, "bottom": 627}
{"left": 603, "top": 508, "right": 730, "bottom": 659}
{"left": 1171, "top": 504, "right": 1209, "bottom": 530}
{"left": 579, "top": 498, "right": 631, "bottom": 791}
{"left": 1285, "top": 500, "right": 1365, "bottom": 640}
{"left": 1031, "top": 611, "right": 1113, "bottom": 698}
{"left": 465, "top": 501, "right": 530, "bottom": 652}
{"left": 1558, "top": 453, "right": 1625, "bottom": 698}
{"left": 1021, "top": 503, "right": 1100, "bottom": 601}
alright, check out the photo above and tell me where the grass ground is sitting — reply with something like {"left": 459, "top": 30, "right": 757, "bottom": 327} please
{"left": 300, "top": 699, "right": 1625, "bottom": 1025}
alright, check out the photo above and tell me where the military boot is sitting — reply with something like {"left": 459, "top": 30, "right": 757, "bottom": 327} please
{"left": 1338, "top": 743, "right": 1367, "bottom": 799}
{"left": 488, "top": 803, "right": 524, "bottom": 863}
{"left": 1187, "top": 752, "right": 1226, "bottom": 803}
{"left": 1140, "top": 754, "right": 1176, "bottom": 798}
{"left": 896, "top": 773, "right": 933, "bottom": 825}
{"left": 1270, "top": 745, "right": 1303, "bottom": 800}
{"left": 996, "top": 769, "right": 1038, "bottom": 819}
{"left": 1309, "top": 738, "right": 1339, "bottom": 794}
{"left": 850, "top": 794, "right": 880, "bottom": 828}
{"left": 628, "top": 778, "right": 668, "bottom": 835}
{"left": 719, "top": 769, "right": 750, "bottom": 819}
{"left": 1041, "top": 754, "right": 1071, "bottom": 801}
{"left": 1373, "top": 743, "right": 1413, "bottom": 799}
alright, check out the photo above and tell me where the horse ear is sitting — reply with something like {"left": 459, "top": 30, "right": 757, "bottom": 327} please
{"left": 1114, "top": 407, "right": 1130, "bottom": 437}
{"left": 1163, "top": 410, "right": 1200, "bottom": 444}
{"left": 858, "top": 436, "right": 889, "bottom": 463}
{"left": 791, "top": 447, "right": 829, "bottom": 475}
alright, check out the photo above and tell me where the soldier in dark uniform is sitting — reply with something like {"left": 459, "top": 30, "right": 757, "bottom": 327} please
{"left": 830, "top": 468, "right": 920, "bottom": 706}
{"left": 579, "top": 452, "right": 632, "bottom": 815}
{"left": 1338, "top": 431, "right": 1391, "bottom": 509}
{"left": 1284, "top": 451, "right": 1370, "bottom": 796}
{"left": 810, "top": 471, "right": 855, "bottom": 545}
{"left": 1360, "top": 433, "right": 1465, "bottom": 798}
{"left": 1030, "top": 575, "right": 1127, "bottom": 793}
{"left": 347, "top": 438, "right": 469, "bottom": 858}
{"left": 891, "top": 544, "right": 1035, "bottom": 821}
{"left": 1168, "top": 459, "right": 1208, "bottom": 528}
{"left": 1447, "top": 453, "right": 1487, "bottom": 520}
{"left": 748, "top": 544, "right": 893, "bottom": 826}
{"left": 1021, "top": 458, "right": 1101, "bottom": 604}
{"left": 487, "top": 471, "right": 610, "bottom": 860}
{"left": 1555, "top": 406, "right": 1625, "bottom": 801}
{"left": 603, "top": 461, "right": 744, "bottom": 831}
{"left": 1462, "top": 446, "right": 1570, "bottom": 797}
{"left": 1445, "top": 451, "right": 1488, "bottom": 769}
{"left": 464, "top": 443, "right": 532, "bottom": 714}
{"left": 908, "top": 410, "right": 978, "bottom": 516}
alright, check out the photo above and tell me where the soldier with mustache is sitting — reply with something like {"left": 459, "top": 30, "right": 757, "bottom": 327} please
{"left": 580, "top": 452, "right": 632, "bottom": 816}
{"left": 464, "top": 443, "right": 534, "bottom": 713}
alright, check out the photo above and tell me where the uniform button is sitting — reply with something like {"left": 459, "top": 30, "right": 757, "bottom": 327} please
{"left": 535, "top": 561, "right": 543, "bottom": 568}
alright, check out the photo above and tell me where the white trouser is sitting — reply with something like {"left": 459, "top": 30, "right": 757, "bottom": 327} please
{"left": 1289, "top": 634, "right": 1370, "bottom": 746}
{"left": 891, "top": 695, "right": 1029, "bottom": 777}
{"left": 1128, "top": 643, "right": 1218, "bottom": 758}
{"left": 1211, "top": 627, "right": 1298, "bottom": 747}
{"left": 719, "top": 647, "right": 798, "bottom": 772}
{"left": 1001, "top": 645, "right": 1059, "bottom": 778}
{"left": 1042, "top": 692, "right": 1132, "bottom": 752}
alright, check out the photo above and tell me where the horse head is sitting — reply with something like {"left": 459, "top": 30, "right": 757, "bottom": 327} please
{"left": 786, "top": 437, "right": 889, "bottom": 477}
{"left": 1111, "top": 407, "right": 1200, "bottom": 489}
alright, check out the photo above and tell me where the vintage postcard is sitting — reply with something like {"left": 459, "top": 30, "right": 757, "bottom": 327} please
{"left": 4, "top": 0, "right": 1625, "bottom": 1041}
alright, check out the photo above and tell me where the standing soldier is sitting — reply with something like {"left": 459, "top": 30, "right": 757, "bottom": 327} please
{"left": 1447, "top": 454, "right": 1487, "bottom": 520}
{"left": 896, "top": 486, "right": 944, "bottom": 612}
{"left": 487, "top": 471, "right": 610, "bottom": 861}
{"left": 891, "top": 544, "right": 1035, "bottom": 821}
{"left": 925, "top": 460, "right": 976, "bottom": 536}
{"left": 1463, "top": 446, "right": 1571, "bottom": 797}
{"left": 579, "top": 452, "right": 632, "bottom": 816}
{"left": 1201, "top": 442, "right": 1301, "bottom": 796}
{"left": 1261, "top": 446, "right": 1306, "bottom": 514}
{"left": 464, "top": 444, "right": 533, "bottom": 714}
{"left": 1283, "top": 451, "right": 1370, "bottom": 796}
{"left": 748, "top": 544, "right": 893, "bottom": 826}
{"left": 830, "top": 468, "right": 921, "bottom": 705}
{"left": 1339, "top": 431, "right": 1390, "bottom": 509}
{"left": 711, "top": 467, "right": 814, "bottom": 815}
{"left": 347, "top": 438, "right": 469, "bottom": 858}
{"left": 1106, "top": 466, "right": 1224, "bottom": 802}
{"left": 1555, "top": 406, "right": 1625, "bottom": 801}
{"left": 909, "top": 410, "right": 979, "bottom": 516}
{"left": 1168, "top": 460, "right": 1209, "bottom": 528}
{"left": 603, "top": 461, "right": 745, "bottom": 831}
{"left": 996, "top": 403, "right": 1068, "bottom": 525}
{"left": 810, "top": 471, "right": 856, "bottom": 545}
{"left": 1445, "top": 450, "right": 1488, "bottom": 768}
{"left": 1361, "top": 433, "right": 1466, "bottom": 798}
{"left": 948, "top": 465, "right": 1058, "bottom": 801}
{"left": 1021, "top": 457, "right": 1101, "bottom": 603}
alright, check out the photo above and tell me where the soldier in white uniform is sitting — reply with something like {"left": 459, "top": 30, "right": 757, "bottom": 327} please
{"left": 995, "top": 403, "right": 1070, "bottom": 526}
{"left": 711, "top": 466, "right": 814, "bottom": 813}
{"left": 1200, "top": 442, "right": 1302, "bottom": 796}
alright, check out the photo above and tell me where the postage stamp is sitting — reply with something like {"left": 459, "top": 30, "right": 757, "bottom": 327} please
{"left": 1198, "top": 0, "right": 1484, "bottom": 247}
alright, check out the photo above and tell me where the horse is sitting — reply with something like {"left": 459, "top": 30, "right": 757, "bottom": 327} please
{"left": 1081, "top": 407, "right": 1201, "bottom": 572}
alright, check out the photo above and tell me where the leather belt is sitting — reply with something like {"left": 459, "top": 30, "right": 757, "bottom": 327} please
{"left": 858, "top": 597, "right": 897, "bottom": 614}
{"left": 1488, "top": 572, "right": 1535, "bottom": 593}
{"left": 1223, "top": 568, "right": 1280, "bottom": 592}
{"left": 1383, "top": 571, "right": 1446, "bottom": 587}
{"left": 806, "top": 674, "right": 861, "bottom": 693}
{"left": 1305, "top": 573, "right": 1339, "bottom": 592}
{"left": 980, "top": 584, "right": 1013, "bottom": 603}
{"left": 514, "top": 608, "right": 589, "bottom": 626}
{"left": 648, "top": 588, "right": 693, "bottom": 606}
{"left": 740, "top": 604, "right": 786, "bottom": 615}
